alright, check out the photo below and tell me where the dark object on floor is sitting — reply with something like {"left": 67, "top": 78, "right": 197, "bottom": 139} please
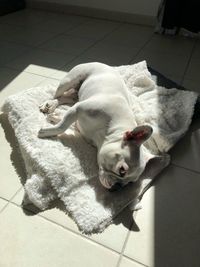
{"left": 0, "top": 0, "right": 25, "bottom": 16}
{"left": 148, "top": 66, "right": 200, "bottom": 120}
{"left": 156, "top": 0, "right": 200, "bottom": 34}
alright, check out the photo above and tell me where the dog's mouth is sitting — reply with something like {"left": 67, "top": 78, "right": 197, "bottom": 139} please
{"left": 99, "top": 174, "right": 127, "bottom": 192}
{"left": 99, "top": 167, "right": 130, "bottom": 191}
{"left": 99, "top": 175, "right": 115, "bottom": 189}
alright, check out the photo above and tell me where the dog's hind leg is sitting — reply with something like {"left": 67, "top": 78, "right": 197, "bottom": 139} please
{"left": 39, "top": 63, "right": 89, "bottom": 114}
{"left": 54, "top": 63, "right": 90, "bottom": 98}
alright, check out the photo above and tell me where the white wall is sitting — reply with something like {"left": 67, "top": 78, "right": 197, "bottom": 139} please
{"left": 32, "top": 0, "right": 160, "bottom": 17}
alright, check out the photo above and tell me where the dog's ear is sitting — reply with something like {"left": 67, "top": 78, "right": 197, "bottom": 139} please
{"left": 123, "top": 125, "right": 153, "bottom": 145}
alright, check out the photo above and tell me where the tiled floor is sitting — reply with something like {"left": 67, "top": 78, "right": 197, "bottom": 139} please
{"left": 0, "top": 8, "right": 200, "bottom": 267}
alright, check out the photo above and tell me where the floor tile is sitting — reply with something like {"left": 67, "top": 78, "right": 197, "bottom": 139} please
{"left": 12, "top": 187, "right": 132, "bottom": 253}
{"left": 40, "top": 34, "right": 95, "bottom": 56}
{"left": 0, "top": 23, "right": 58, "bottom": 46}
{"left": 0, "top": 198, "right": 8, "bottom": 212}
{"left": 124, "top": 165, "right": 200, "bottom": 267}
{"left": 0, "top": 41, "right": 32, "bottom": 67}
{"left": 191, "top": 40, "right": 200, "bottom": 59}
{"left": 82, "top": 42, "right": 139, "bottom": 65}
{"left": 0, "top": 70, "right": 45, "bottom": 199}
{"left": 0, "top": 9, "right": 87, "bottom": 34}
{"left": 50, "top": 69, "right": 69, "bottom": 80}
{"left": 0, "top": 67, "right": 20, "bottom": 94}
{"left": 123, "top": 184, "right": 155, "bottom": 266}
{"left": 52, "top": 57, "right": 181, "bottom": 84}
{"left": 6, "top": 48, "right": 75, "bottom": 77}
{"left": 103, "top": 23, "right": 153, "bottom": 48}
{"left": 0, "top": 203, "right": 119, "bottom": 267}
{"left": 31, "top": 14, "right": 88, "bottom": 34}
{"left": 182, "top": 78, "right": 200, "bottom": 93}
{"left": 144, "top": 34, "right": 195, "bottom": 57}
{"left": 50, "top": 56, "right": 96, "bottom": 80}
{"left": 0, "top": 70, "right": 46, "bottom": 107}
{"left": 119, "top": 257, "right": 145, "bottom": 267}
{"left": 68, "top": 18, "right": 120, "bottom": 41}
{"left": 184, "top": 57, "right": 200, "bottom": 82}
{"left": 0, "top": 9, "right": 51, "bottom": 28}
{"left": 133, "top": 49, "right": 190, "bottom": 77}
{"left": 36, "top": 77, "right": 61, "bottom": 87}
{"left": 170, "top": 119, "right": 200, "bottom": 172}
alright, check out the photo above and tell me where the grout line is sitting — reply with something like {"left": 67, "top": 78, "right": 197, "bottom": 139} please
{"left": 36, "top": 21, "right": 124, "bottom": 77}
{"left": 0, "top": 196, "right": 10, "bottom": 214}
{"left": 116, "top": 213, "right": 150, "bottom": 267}
{"left": 116, "top": 211, "right": 139, "bottom": 267}
{"left": 4, "top": 65, "right": 62, "bottom": 81}
{"left": 0, "top": 39, "right": 36, "bottom": 49}
{"left": 9, "top": 187, "right": 23, "bottom": 203}
{"left": 9, "top": 193, "right": 147, "bottom": 267}
{"left": 0, "top": 11, "right": 91, "bottom": 34}
{"left": 171, "top": 162, "right": 200, "bottom": 175}
{"left": 4, "top": 187, "right": 150, "bottom": 267}
{"left": 8, "top": 21, "right": 123, "bottom": 80}
{"left": 180, "top": 38, "right": 198, "bottom": 85}
{"left": 128, "top": 31, "right": 155, "bottom": 64}
{"left": 0, "top": 188, "right": 23, "bottom": 214}
{"left": 116, "top": 229, "right": 132, "bottom": 267}
{"left": 0, "top": 65, "right": 62, "bottom": 83}
{"left": 34, "top": 32, "right": 67, "bottom": 48}
{"left": 0, "top": 186, "right": 23, "bottom": 214}
{"left": 32, "top": 23, "right": 92, "bottom": 49}
{"left": 36, "top": 19, "right": 123, "bottom": 52}
{"left": 122, "top": 255, "right": 149, "bottom": 267}
{"left": 8, "top": 199, "right": 121, "bottom": 255}
{"left": 1, "top": 23, "right": 153, "bottom": 85}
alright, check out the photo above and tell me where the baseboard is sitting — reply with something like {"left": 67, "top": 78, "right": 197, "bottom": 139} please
{"left": 26, "top": 0, "right": 156, "bottom": 26}
{"left": 0, "top": 0, "right": 25, "bottom": 16}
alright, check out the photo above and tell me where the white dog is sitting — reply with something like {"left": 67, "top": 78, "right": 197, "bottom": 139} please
{"left": 38, "top": 62, "right": 168, "bottom": 191}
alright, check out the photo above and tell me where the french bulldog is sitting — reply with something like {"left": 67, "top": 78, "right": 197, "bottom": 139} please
{"left": 38, "top": 62, "right": 169, "bottom": 191}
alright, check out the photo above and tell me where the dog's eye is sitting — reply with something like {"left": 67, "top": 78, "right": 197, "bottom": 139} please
{"left": 119, "top": 166, "right": 126, "bottom": 177}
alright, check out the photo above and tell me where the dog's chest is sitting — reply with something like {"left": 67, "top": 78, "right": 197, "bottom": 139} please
{"left": 76, "top": 107, "right": 109, "bottom": 146}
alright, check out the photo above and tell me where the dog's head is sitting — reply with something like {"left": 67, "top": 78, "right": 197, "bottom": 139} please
{"left": 98, "top": 125, "right": 153, "bottom": 190}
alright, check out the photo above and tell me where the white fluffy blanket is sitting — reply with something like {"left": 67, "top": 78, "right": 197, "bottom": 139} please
{"left": 2, "top": 61, "right": 198, "bottom": 234}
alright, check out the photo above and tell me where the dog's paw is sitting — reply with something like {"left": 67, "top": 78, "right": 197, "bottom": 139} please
{"left": 38, "top": 127, "right": 58, "bottom": 138}
{"left": 39, "top": 100, "right": 58, "bottom": 114}
{"left": 38, "top": 128, "right": 48, "bottom": 138}
{"left": 47, "top": 111, "right": 61, "bottom": 124}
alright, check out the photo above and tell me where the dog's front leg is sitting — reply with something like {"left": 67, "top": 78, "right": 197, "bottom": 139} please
{"left": 38, "top": 103, "right": 79, "bottom": 138}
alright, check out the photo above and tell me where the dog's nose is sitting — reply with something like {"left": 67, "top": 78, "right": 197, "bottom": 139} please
{"left": 119, "top": 166, "right": 126, "bottom": 177}
{"left": 108, "top": 182, "right": 123, "bottom": 192}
